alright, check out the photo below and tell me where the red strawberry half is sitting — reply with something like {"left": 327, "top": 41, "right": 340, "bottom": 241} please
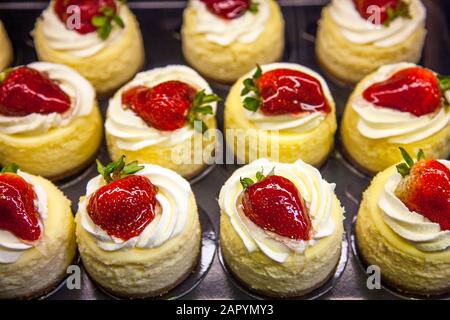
{"left": 0, "top": 164, "right": 41, "bottom": 242}
{"left": 362, "top": 66, "right": 444, "bottom": 117}
{"left": 241, "top": 66, "right": 331, "bottom": 116}
{"left": 353, "top": 0, "right": 410, "bottom": 25}
{"left": 201, "top": 0, "right": 257, "bottom": 20}
{"left": 240, "top": 171, "right": 312, "bottom": 240}
{"left": 54, "top": 0, "right": 124, "bottom": 39}
{"left": 0, "top": 67, "right": 71, "bottom": 117}
{"left": 122, "top": 80, "right": 220, "bottom": 133}
{"left": 395, "top": 148, "right": 450, "bottom": 231}
{"left": 87, "top": 157, "right": 157, "bottom": 241}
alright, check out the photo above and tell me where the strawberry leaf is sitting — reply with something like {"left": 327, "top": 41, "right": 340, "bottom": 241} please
{"left": 0, "top": 67, "right": 12, "bottom": 83}
{"left": 241, "top": 65, "right": 263, "bottom": 112}
{"left": 188, "top": 90, "right": 220, "bottom": 135}
{"left": 437, "top": 75, "right": 450, "bottom": 93}
{"left": 383, "top": 0, "right": 411, "bottom": 26}
{"left": 249, "top": 2, "right": 259, "bottom": 14}
{"left": 396, "top": 163, "right": 410, "bottom": 177}
{"left": 417, "top": 149, "right": 425, "bottom": 161}
{"left": 1, "top": 163, "right": 19, "bottom": 174}
{"left": 92, "top": 16, "right": 107, "bottom": 27}
{"left": 112, "top": 15, "right": 125, "bottom": 28}
{"left": 256, "top": 170, "right": 265, "bottom": 182}
{"left": 92, "top": 5, "right": 125, "bottom": 41}
{"left": 399, "top": 147, "right": 414, "bottom": 168}
{"left": 195, "top": 105, "right": 213, "bottom": 114}
{"left": 240, "top": 177, "right": 254, "bottom": 190}
{"left": 96, "top": 156, "right": 144, "bottom": 183}
{"left": 122, "top": 161, "right": 144, "bottom": 175}
{"left": 243, "top": 97, "right": 260, "bottom": 111}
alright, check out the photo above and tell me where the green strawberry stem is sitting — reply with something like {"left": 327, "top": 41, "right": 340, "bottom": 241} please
{"left": 91, "top": 5, "right": 125, "bottom": 40}
{"left": 96, "top": 155, "right": 144, "bottom": 183}
{"left": 188, "top": 89, "right": 220, "bottom": 134}
{"left": 383, "top": 0, "right": 411, "bottom": 27}
{"left": 396, "top": 147, "right": 425, "bottom": 177}
{"left": 1, "top": 163, "right": 19, "bottom": 174}
{"left": 241, "top": 65, "right": 263, "bottom": 112}
{"left": 240, "top": 167, "right": 275, "bottom": 190}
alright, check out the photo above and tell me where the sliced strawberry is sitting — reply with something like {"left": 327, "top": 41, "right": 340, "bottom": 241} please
{"left": 240, "top": 172, "right": 312, "bottom": 240}
{"left": 0, "top": 67, "right": 71, "bottom": 117}
{"left": 54, "top": 0, "right": 124, "bottom": 39}
{"left": 201, "top": 0, "right": 257, "bottom": 20}
{"left": 353, "top": 0, "right": 410, "bottom": 25}
{"left": 395, "top": 148, "right": 450, "bottom": 231}
{"left": 87, "top": 157, "right": 157, "bottom": 241}
{"left": 0, "top": 165, "right": 41, "bottom": 242}
{"left": 363, "top": 67, "right": 443, "bottom": 117}
{"left": 122, "top": 81, "right": 219, "bottom": 133}
{"left": 241, "top": 66, "right": 331, "bottom": 116}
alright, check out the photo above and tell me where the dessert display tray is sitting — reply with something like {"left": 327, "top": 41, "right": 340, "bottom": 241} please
{"left": 1, "top": 0, "right": 449, "bottom": 300}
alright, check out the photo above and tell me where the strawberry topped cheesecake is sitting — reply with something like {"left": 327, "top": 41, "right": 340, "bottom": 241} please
{"left": 219, "top": 159, "right": 344, "bottom": 297}
{"left": 341, "top": 63, "right": 450, "bottom": 174}
{"left": 76, "top": 157, "right": 201, "bottom": 298}
{"left": 316, "top": 0, "right": 426, "bottom": 84}
{"left": 225, "top": 63, "right": 337, "bottom": 166}
{"left": 105, "top": 65, "right": 219, "bottom": 179}
{"left": 34, "top": 0, "right": 144, "bottom": 95}
{"left": 0, "top": 62, "right": 102, "bottom": 180}
{"left": 181, "top": 0, "right": 284, "bottom": 83}
{"left": 356, "top": 149, "right": 450, "bottom": 295}
{"left": 0, "top": 21, "right": 13, "bottom": 71}
{"left": 0, "top": 164, "right": 76, "bottom": 299}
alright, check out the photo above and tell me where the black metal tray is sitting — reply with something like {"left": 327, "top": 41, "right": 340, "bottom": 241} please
{"left": 1, "top": 0, "right": 449, "bottom": 300}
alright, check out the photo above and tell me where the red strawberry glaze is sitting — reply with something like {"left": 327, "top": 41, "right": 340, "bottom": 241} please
{"left": 256, "top": 68, "right": 331, "bottom": 116}
{"left": 353, "top": 0, "right": 399, "bottom": 24}
{"left": 87, "top": 175, "right": 158, "bottom": 241}
{"left": 122, "top": 81, "right": 197, "bottom": 131}
{"left": 201, "top": 0, "right": 250, "bottom": 20}
{"left": 0, "top": 67, "right": 71, "bottom": 117}
{"left": 0, "top": 173, "right": 41, "bottom": 242}
{"left": 362, "top": 67, "right": 441, "bottom": 117}
{"left": 241, "top": 175, "right": 312, "bottom": 240}
{"left": 396, "top": 160, "right": 450, "bottom": 231}
{"left": 54, "top": 0, "right": 117, "bottom": 34}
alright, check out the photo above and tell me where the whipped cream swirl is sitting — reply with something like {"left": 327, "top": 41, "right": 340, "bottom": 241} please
{"left": 0, "top": 62, "right": 95, "bottom": 135}
{"left": 219, "top": 158, "right": 338, "bottom": 263}
{"left": 328, "top": 0, "right": 426, "bottom": 47}
{"left": 38, "top": 1, "right": 127, "bottom": 58}
{"left": 352, "top": 63, "right": 450, "bottom": 144}
{"left": 79, "top": 164, "right": 192, "bottom": 251}
{"left": 189, "top": 0, "right": 270, "bottom": 46}
{"left": 0, "top": 171, "right": 48, "bottom": 264}
{"left": 241, "top": 63, "right": 333, "bottom": 133}
{"left": 378, "top": 160, "right": 450, "bottom": 252}
{"left": 105, "top": 65, "right": 217, "bottom": 150}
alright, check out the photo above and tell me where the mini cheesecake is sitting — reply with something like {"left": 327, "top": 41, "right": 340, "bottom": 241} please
{"left": 316, "top": 0, "right": 426, "bottom": 84}
{"left": 341, "top": 62, "right": 450, "bottom": 174}
{"left": 182, "top": 0, "right": 284, "bottom": 83}
{"left": 34, "top": 0, "right": 144, "bottom": 95}
{"left": 0, "top": 164, "right": 76, "bottom": 299}
{"left": 356, "top": 149, "right": 450, "bottom": 295}
{"left": 0, "top": 21, "right": 13, "bottom": 71}
{"left": 225, "top": 63, "right": 337, "bottom": 167}
{"left": 105, "top": 65, "right": 219, "bottom": 179}
{"left": 75, "top": 157, "right": 201, "bottom": 298}
{"left": 219, "top": 159, "right": 344, "bottom": 297}
{"left": 0, "top": 62, "right": 102, "bottom": 180}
